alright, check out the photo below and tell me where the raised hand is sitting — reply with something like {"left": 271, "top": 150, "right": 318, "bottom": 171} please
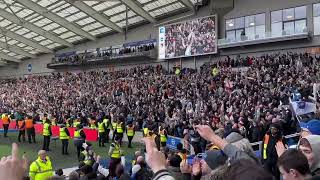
{"left": 180, "top": 160, "right": 192, "bottom": 174}
{"left": 192, "top": 159, "right": 201, "bottom": 176}
{"left": 275, "top": 141, "right": 287, "bottom": 157}
{"left": 0, "top": 143, "right": 28, "bottom": 180}
{"left": 143, "top": 137, "right": 167, "bottom": 173}
{"left": 194, "top": 125, "right": 215, "bottom": 141}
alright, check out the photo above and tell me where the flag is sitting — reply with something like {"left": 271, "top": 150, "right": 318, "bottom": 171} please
{"left": 291, "top": 101, "right": 317, "bottom": 116}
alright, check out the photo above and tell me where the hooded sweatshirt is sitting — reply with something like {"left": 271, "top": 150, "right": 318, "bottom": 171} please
{"left": 298, "top": 135, "right": 320, "bottom": 175}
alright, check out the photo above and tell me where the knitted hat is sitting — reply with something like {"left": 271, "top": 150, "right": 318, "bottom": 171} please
{"left": 204, "top": 150, "right": 228, "bottom": 170}
{"left": 300, "top": 120, "right": 320, "bottom": 135}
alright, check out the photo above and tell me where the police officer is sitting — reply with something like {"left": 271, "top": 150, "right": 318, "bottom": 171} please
{"left": 42, "top": 119, "right": 52, "bottom": 151}
{"left": 116, "top": 119, "right": 125, "bottom": 145}
{"left": 159, "top": 124, "right": 168, "bottom": 147}
{"left": 59, "top": 124, "right": 70, "bottom": 155}
{"left": 41, "top": 114, "right": 48, "bottom": 124}
{"left": 108, "top": 137, "right": 123, "bottom": 178}
{"left": 17, "top": 118, "right": 26, "bottom": 142}
{"left": 103, "top": 116, "right": 111, "bottom": 143}
{"left": 79, "top": 142, "right": 95, "bottom": 166}
{"left": 126, "top": 122, "right": 135, "bottom": 148}
{"left": 111, "top": 119, "right": 117, "bottom": 141}
{"left": 98, "top": 119, "right": 107, "bottom": 147}
{"left": 89, "top": 116, "right": 97, "bottom": 129}
{"left": 74, "top": 124, "right": 86, "bottom": 160}
{"left": 143, "top": 124, "right": 149, "bottom": 137}
{"left": 29, "top": 150, "right": 54, "bottom": 180}
{"left": 73, "top": 119, "right": 81, "bottom": 128}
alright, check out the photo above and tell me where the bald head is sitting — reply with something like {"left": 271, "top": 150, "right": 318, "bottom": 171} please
{"left": 135, "top": 151, "right": 142, "bottom": 157}
{"left": 136, "top": 156, "right": 144, "bottom": 164}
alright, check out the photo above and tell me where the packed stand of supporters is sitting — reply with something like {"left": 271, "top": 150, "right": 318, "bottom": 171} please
{"left": 165, "top": 17, "right": 216, "bottom": 58}
{"left": 53, "top": 43, "right": 155, "bottom": 64}
{"left": 0, "top": 52, "right": 320, "bottom": 180}
{"left": 2, "top": 52, "right": 319, "bottom": 141}
{"left": 1, "top": 124, "right": 320, "bottom": 180}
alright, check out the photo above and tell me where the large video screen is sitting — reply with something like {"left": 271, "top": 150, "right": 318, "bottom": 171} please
{"left": 159, "top": 15, "right": 217, "bottom": 59}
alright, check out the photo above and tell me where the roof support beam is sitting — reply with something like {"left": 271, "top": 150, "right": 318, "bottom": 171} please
{"left": 0, "top": 28, "right": 53, "bottom": 53}
{"left": 15, "top": 0, "right": 96, "bottom": 41}
{"left": 0, "top": 59, "right": 8, "bottom": 65}
{"left": 0, "top": 9, "right": 73, "bottom": 47}
{"left": 0, "top": 41, "right": 35, "bottom": 58}
{"left": 178, "top": 0, "right": 195, "bottom": 11}
{"left": 68, "top": 0, "right": 123, "bottom": 33}
{"left": 120, "top": 0, "right": 156, "bottom": 23}
{"left": 0, "top": 52, "right": 21, "bottom": 63}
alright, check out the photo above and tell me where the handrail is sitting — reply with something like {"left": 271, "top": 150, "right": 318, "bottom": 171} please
{"left": 250, "top": 132, "right": 300, "bottom": 147}
{"left": 218, "top": 30, "right": 308, "bottom": 45}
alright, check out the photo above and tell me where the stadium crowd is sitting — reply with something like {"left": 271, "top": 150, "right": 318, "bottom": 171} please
{"left": 1, "top": 52, "right": 320, "bottom": 140}
{"left": 165, "top": 16, "right": 216, "bottom": 58}
{"left": 54, "top": 43, "right": 155, "bottom": 64}
{"left": 0, "top": 52, "right": 320, "bottom": 180}
{"left": 1, "top": 124, "right": 320, "bottom": 180}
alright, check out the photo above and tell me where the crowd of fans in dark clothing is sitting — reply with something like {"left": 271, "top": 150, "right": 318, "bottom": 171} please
{"left": 53, "top": 43, "right": 155, "bottom": 64}
{"left": 1, "top": 52, "right": 320, "bottom": 180}
{"left": 1, "top": 52, "right": 320, "bottom": 139}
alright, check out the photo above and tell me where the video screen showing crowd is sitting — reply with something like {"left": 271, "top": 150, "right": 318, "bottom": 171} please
{"left": 1, "top": 52, "right": 320, "bottom": 180}
{"left": 160, "top": 16, "right": 216, "bottom": 59}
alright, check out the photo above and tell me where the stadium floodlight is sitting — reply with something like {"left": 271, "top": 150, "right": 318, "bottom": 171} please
{"left": 0, "top": 52, "right": 21, "bottom": 63}
{"left": 16, "top": 0, "right": 96, "bottom": 41}
{"left": 0, "top": 27, "right": 53, "bottom": 53}
{"left": 67, "top": 0, "right": 123, "bottom": 33}
{"left": 0, "top": 9, "right": 73, "bottom": 47}
{"left": 120, "top": 0, "right": 156, "bottom": 23}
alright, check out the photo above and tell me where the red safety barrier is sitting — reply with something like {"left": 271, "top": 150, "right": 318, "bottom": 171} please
{"left": 35, "top": 124, "right": 98, "bottom": 142}
{"left": 1, "top": 121, "right": 99, "bottom": 142}
{"left": 0, "top": 121, "right": 17, "bottom": 129}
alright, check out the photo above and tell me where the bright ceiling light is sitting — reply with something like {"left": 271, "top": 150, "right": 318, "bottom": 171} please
{"left": 250, "top": 22, "right": 255, "bottom": 26}
{"left": 287, "top": 15, "right": 293, "bottom": 19}
{"left": 229, "top": 23, "right": 234, "bottom": 26}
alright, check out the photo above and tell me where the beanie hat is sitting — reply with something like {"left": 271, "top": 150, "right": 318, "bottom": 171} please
{"left": 225, "top": 132, "right": 243, "bottom": 143}
{"left": 270, "top": 123, "right": 281, "bottom": 130}
{"left": 300, "top": 120, "right": 320, "bottom": 135}
{"left": 204, "top": 150, "right": 228, "bottom": 170}
{"left": 169, "top": 154, "right": 182, "bottom": 167}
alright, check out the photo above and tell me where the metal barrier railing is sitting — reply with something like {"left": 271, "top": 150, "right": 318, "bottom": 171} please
{"left": 250, "top": 132, "right": 300, "bottom": 152}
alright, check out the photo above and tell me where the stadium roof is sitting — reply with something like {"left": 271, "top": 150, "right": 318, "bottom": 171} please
{"left": 0, "top": 0, "right": 197, "bottom": 64}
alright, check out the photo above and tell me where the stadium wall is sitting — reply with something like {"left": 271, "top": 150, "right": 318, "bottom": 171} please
{"left": 0, "top": 0, "right": 320, "bottom": 78}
